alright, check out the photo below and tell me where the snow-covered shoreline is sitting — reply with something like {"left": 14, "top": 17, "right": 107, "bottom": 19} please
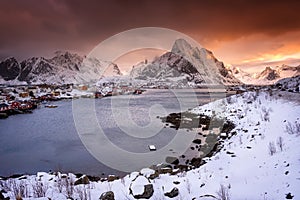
{"left": 1, "top": 90, "right": 300, "bottom": 200}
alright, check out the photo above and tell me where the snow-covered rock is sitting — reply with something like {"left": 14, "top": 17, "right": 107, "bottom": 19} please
{"left": 129, "top": 176, "right": 154, "bottom": 199}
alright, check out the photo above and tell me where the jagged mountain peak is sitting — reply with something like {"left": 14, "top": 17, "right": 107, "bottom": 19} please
{"left": 2, "top": 56, "right": 18, "bottom": 63}
{"left": 130, "top": 39, "right": 240, "bottom": 85}
{"left": 171, "top": 38, "right": 194, "bottom": 55}
{"left": 171, "top": 38, "right": 218, "bottom": 63}
{"left": 53, "top": 51, "right": 83, "bottom": 61}
{"left": 264, "top": 66, "right": 274, "bottom": 71}
{"left": 256, "top": 66, "right": 280, "bottom": 80}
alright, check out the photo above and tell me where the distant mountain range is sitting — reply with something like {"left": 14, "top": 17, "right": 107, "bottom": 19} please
{"left": 0, "top": 39, "right": 299, "bottom": 86}
{"left": 0, "top": 51, "right": 122, "bottom": 85}
{"left": 229, "top": 64, "right": 300, "bottom": 85}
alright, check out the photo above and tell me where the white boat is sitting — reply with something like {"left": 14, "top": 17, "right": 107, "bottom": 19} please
{"left": 148, "top": 145, "right": 156, "bottom": 151}
{"left": 45, "top": 104, "right": 58, "bottom": 108}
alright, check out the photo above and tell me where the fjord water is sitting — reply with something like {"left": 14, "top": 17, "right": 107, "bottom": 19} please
{"left": 0, "top": 89, "right": 226, "bottom": 177}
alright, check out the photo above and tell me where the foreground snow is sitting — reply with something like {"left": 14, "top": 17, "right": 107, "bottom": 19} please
{"left": 1, "top": 91, "right": 300, "bottom": 200}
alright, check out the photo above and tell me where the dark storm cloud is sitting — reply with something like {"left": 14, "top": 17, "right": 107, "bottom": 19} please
{"left": 0, "top": 0, "right": 300, "bottom": 62}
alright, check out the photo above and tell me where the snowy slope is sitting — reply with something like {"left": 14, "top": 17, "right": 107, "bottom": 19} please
{"left": 275, "top": 75, "right": 300, "bottom": 92}
{"left": 228, "top": 65, "right": 257, "bottom": 84}
{"left": 1, "top": 91, "right": 299, "bottom": 200}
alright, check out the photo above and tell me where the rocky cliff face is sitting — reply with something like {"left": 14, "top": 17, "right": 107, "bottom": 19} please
{"left": 0, "top": 57, "right": 20, "bottom": 81}
{"left": 130, "top": 39, "right": 241, "bottom": 85}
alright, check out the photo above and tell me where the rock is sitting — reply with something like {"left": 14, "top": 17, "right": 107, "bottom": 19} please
{"left": 173, "top": 181, "right": 180, "bottom": 185}
{"left": 285, "top": 171, "right": 289, "bottom": 175}
{"left": 130, "top": 176, "right": 154, "bottom": 199}
{"left": 149, "top": 172, "right": 159, "bottom": 179}
{"left": 164, "top": 187, "right": 179, "bottom": 198}
{"left": 174, "top": 164, "right": 189, "bottom": 171}
{"left": 107, "top": 175, "right": 119, "bottom": 182}
{"left": 133, "top": 184, "right": 154, "bottom": 199}
{"left": 99, "top": 191, "right": 115, "bottom": 200}
{"left": 74, "top": 175, "right": 90, "bottom": 185}
{"left": 166, "top": 156, "right": 179, "bottom": 165}
{"left": 192, "top": 139, "right": 202, "bottom": 144}
{"left": 0, "top": 113, "right": 8, "bottom": 119}
{"left": 226, "top": 151, "right": 235, "bottom": 155}
{"left": 190, "top": 157, "right": 203, "bottom": 167}
{"left": 159, "top": 167, "right": 173, "bottom": 174}
{"left": 286, "top": 192, "right": 294, "bottom": 199}
{"left": 0, "top": 190, "right": 10, "bottom": 200}
{"left": 87, "top": 175, "right": 101, "bottom": 182}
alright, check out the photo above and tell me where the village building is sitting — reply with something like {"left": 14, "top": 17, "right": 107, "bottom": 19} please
{"left": 19, "top": 92, "right": 29, "bottom": 98}
{"left": 78, "top": 84, "right": 88, "bottom": 91}
{"left": 0, "top": 103, "right": 11, "bottom": 112}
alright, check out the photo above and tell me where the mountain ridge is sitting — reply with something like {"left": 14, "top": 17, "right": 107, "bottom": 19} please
{"left": 230, "top": 64, "right": 300, "bottom": 85}
{"left": 0, "top": 51, "right": 122, "bottom": 85}
{"left": 2, "top": 39, "right": 298, "bottom": 86}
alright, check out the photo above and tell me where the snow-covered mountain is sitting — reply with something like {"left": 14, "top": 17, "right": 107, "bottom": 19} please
{"left": 277, "top": 64, "right": 300, "bottom": 78}
{"left": 230, "top": 64, "right": 300, "bottom": 85}
{"left": 275, "top": 75, "right": 300, "bottom": 92}
{"left": 229, "top": 65, "right": 256, "bottom": 84}
{"left": 255, "top": 66, "right": 280, "bottom": 80}
{"left": 0, "top": 51, "right": 122, "bottom": 85}
{"left": 3, "top": 38, "right": 298, "bottom": 87}
{"left": 130, "top": 39, "right": 241, "bottom": 85}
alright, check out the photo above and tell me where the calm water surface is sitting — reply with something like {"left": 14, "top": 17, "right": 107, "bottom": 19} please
{"left": 0, "top": 89, "right": 226, "bottom": 177}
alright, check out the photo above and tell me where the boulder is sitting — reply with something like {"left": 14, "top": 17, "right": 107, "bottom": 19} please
{"left": 286, "top": 192, "right": 294, "bottom": 199}
{"left": 99, "top": 191, "right": 115, "bottom": 200}
{"left": 190, "top": 157, "right": 204, "bottom": 167}
{"left": 133, "top": 184, "right": 154, "bottom": 199}
{"left": 129, "top": 176, "right": 154, "bottom": 199}
{"left": 164, "top": 187, "right": 179, "bottom": 198}
{"left": 0, "top": 190, "right": 9, "bottom": 200}
{"left": 107, "top": 175, "right": 119, "bottom": 182}
{"left": 192, "top": 139, "right": 202, "bottom": 144}
{"left": 74, "top": 175, "right": 89, "bottom": 185}
{"left": 166, "top": 156, "right": 179, "bottom": 165}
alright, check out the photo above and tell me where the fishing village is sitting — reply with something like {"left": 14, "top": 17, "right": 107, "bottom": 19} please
{"left": 0, "top": 84, "right": 145, "bottom": 119}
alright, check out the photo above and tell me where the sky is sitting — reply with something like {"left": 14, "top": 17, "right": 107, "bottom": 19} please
{"left": 0, "top": 0, "right": 300, "bottom": 73}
